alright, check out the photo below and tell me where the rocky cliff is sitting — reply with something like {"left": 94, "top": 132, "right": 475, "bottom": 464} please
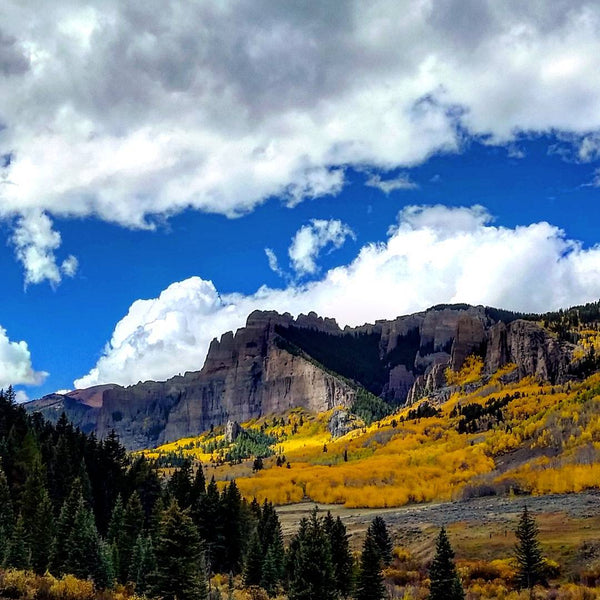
{"left": 26, "top": 304, "right": 576, "bottom": 449}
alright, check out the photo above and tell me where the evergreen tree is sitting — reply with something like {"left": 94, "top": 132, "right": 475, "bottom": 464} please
{"left": 4, "top": 514, "right": 30, "bottom": 570}
{"left": 95, "top": 540, "right": 116, "bottom": 589}
{"left": 243, "top": 531, "right": 263, "bottom": 588}
{"left": 64, "top": 502, "right": 101, "bottom": 580}
{"left": 356, "top": 530, "right": 385, "bottom": 600}
{"left": 428, "top": 527, "right": 464, "bottom": 600}
{"left": 0, "top": 467, "right": 14, "bottom": 562}
{"left": 51, "top": 478, "right": 84, "bottom": 575}
{"left": 119, "top": 491, "right": 145, "bottom": 582}
{"left": 129, "top": 534, "right": 157, "bottom": 595}
{"left": 261, "top": 542, "right": 283, "bottom": 597}
{"left": 287, "top": 509, "right": 336, "bottom": 600}
{"left": 515, "top": 506, "right": 546, "bottom": 589}
{"left": 20, "top": 459, "right": 47, "bottom": 536}
{"left": 221, "top": 480, "right": 243, "bottom": 573}
{"left": 367, "top": 516, "right": 393, "bottom": 566}
{"left": 167, "top": 459, "right": 194, "bottom": 509}
{"left": 20, "top": 459, "right": 55, "bottom": 571}
{"left": 327, "top": 516, "right": 353, "bottom": 598}
{"left": 190, "top": 465, "right": 206, "bottom": 508}
{"left": 107, "top": 494, "right": 125, "bottom": 575}
{"left": 195, "top": 477, "right": 223, "bottom": 575}
{"left": 152, "top": 501, "right": 208, "bottom": 600}
{"left": 30, "top": 492, "right": 55, "bottom": 573}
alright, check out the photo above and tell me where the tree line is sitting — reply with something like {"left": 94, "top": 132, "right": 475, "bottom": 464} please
{"left": 0, "top": 386, "right": 551, "bottom": 600}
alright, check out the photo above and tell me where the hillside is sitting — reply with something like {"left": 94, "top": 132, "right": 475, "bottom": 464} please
{"left": 26, "top": 301, "right": 599, "bottom": 450}
{"left": 144, "top": 355, "right": 600, "bottom": 508}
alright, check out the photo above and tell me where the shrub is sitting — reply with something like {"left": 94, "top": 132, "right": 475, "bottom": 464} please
{"left": 48, "top": 575, "right": 94, "bottom": 600}
{"left": 0, "top": 569, "right": 38, "bottom": 600}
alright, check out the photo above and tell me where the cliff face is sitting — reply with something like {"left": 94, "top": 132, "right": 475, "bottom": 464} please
{"left": 26, "top": 304, "right": 576, "bottom": 450}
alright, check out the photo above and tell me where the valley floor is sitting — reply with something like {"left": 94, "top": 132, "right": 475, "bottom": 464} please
{"left": 278, "top": 492, "right": 600, "bottom": 576}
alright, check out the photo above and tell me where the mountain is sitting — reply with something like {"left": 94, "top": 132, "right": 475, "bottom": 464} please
{"left": 26, "top": 302, "right": 597, "bottom": 450}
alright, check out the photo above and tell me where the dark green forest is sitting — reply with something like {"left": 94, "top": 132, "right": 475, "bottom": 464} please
{"left": 0, "top": 387, "right": 393, "bottom": 600}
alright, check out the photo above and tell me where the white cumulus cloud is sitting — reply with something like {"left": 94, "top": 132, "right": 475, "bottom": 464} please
{"left": 0, "top": 326, "right": 48, "bottom": 388}
{"left": 11, "top": 211, "right": 78, "bottom": 286}
{"left": 365, "top": 173, "right": 418, "bottom": 194}
{"left": 288, "top": 219, "right": 356, "bottom": 276}
{"left": 75, "top": 205, "right": 600, "bottom": 389}
{"left": 2, "top": 1, "right": 600, "bottom": 282}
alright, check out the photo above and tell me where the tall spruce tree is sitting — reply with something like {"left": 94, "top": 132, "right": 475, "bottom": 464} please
{"left": 152, "top": 501, "right": 208, "bottom": 600}
{"left": 428, "top": 527, "right": 464, "bottom": 600}
{"left": 221, "top": 480, "right": 243, "bottom": 573}
{"left": 328, "top": 516, "right": 353, "bottom": 598}
{"left": 190, "top": 465, "right": 206, "bottom": 505}
{"left": 167, "top": 459, "right": 194, "bottom": 510}
{"left": 129, "top": 534, "right": 157, "bottom": 595}
{"left": 356, "top": 529, "right": 386, "bottom": 600}
{"left": 4, "top": 514, "right": 30, "bottom": 570}
{"left": 95, "top": 540, "right": 116, "bottom": 589}
{"left": 30, "top": 492, "right": 55, "bottom": 573}
{"left": 107, "top": 494, "right": 125, "bottom": 576}
{"left": 119, "top": 491, "right": 145, "bottom": 582}
{"left": 368, "top": 516, "right": 393, "bottom": 567}
{"left": 287, "top": 509, "right": 335, "bottom": 600}
{"left": 515, "top": 506, "right": 546, "bottom": 589}
{"left": 262, "top": 542, "right": 284, "bottom": 597}
{"left": 195, "top": 477, "right": 223, "bottom": 575}
{"left": 64, "top": 501, "right": 101, "bottom": 580}
{"left": 51, "top": 478, "right": 84, "bottom": 575}
{"left": 0, "top": 467, "right": 14, "bottom": 562}
{"left": 243, "top": 531, "right": 263, "bottom": 588}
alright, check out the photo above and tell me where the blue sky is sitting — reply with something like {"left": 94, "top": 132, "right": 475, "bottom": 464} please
{"left": 0, "top": 2, "right": 600, "bottom": 399}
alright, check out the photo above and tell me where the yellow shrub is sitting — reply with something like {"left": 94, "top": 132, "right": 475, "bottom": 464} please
{"left": 49, "top": 575, "right": 94, "bottom": 600}
{"left": 0, "top": 569, "right": 39, "bottom": 600}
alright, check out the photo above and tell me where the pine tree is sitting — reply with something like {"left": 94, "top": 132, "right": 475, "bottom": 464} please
{"left": 51, "top": 478, "right": 84, "bottom": 575}
{"left": 20, "top": 459, "right": 47, "bottom": 537}
{"left": 261, "top": 542, "right": 283, "bottom": 597}
{"left": 368, "top": 516, "right": 393, "bottom": 566}
{"left": 428, "top": 527, "right": 464, "bottom": 600}
{"left": 287, "top": 508, "right": 335, "bottom": 600}
{"left": 327, "top": 516, "right": 353, "bottom": 598}
{"left": 95, "top": 540, "right": 116, "bottom": 589}
{"left": 64, "top": 502, "right": 101, "bottom": 580}
{"left": 152, "top": 501, "right": 208, "bottom": 600}
{"left": 243, "top": 531, "right": 263, "bottom": 588}
{"left": 0, "top": 467, "right": 14, "bottom": 562}
{"left": 30, "top": 492, "right": 55, "bottom": 573}
{"left": 515, "top": 506, "right": 546, "bottom": 589}
{"left": 195, "top": 477, "right": 223, "bottom": 575}
{"left": 107, "top": 494, "right": 125, "bottom": 576}
{"left": 4, "top": 514, "right": 30, "bottom": 570}
{"left": 167, "top": 459, "right": 194, "bottom": 510}
{"left": 190, "top": 465, "right": 206, "bottom": 508}
{"left": 20, "top": 459, "right": 54, "bottom": 572}
{"left": 356, "top": 530, "right": 385, "bottom": 600}
{"left": 119, "top": 491, "right": 145, "bottom": 582}
{"left": 221, "top": 480, "right": 243, "bottom": 573}
{"left": 129, "top": 534, "right": 157, "bottom": 595}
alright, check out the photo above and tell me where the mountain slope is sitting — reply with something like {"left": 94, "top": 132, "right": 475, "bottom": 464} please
{"left": 145, "top": 369, "right": 600, "bottom": 508}
{"left": 26, "top": 302, "right": 597, "bottom": 449}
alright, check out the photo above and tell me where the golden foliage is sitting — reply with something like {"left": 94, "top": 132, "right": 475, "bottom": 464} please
{"left": 445, "top": 355, "right": 484, "bottom": 386}
{"left": 143, "top": 364, "right": 600, "bottom": 508}
{"left": 48, "top": 575, "right": 95, "bottom": 600}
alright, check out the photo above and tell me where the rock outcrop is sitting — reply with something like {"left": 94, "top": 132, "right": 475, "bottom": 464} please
{"left": 225, "top": 420, "right": 243, "bottom": 443}
{"left": 328, "top": 409, "right": 363, "bottom": 438}
{"left": 26, "top": 304, "right": 576, "bottom": 449}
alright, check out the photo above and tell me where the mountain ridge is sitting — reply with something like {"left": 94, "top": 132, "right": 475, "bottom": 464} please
{"left": 25, "top": 301, "right": 598, "bottom": 449}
